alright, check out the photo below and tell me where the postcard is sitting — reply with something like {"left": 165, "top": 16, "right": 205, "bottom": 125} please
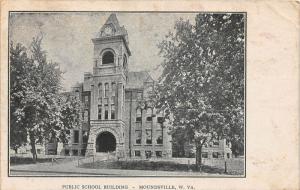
{"left": 0, "top": 1, "right": 299, "bottom": 190}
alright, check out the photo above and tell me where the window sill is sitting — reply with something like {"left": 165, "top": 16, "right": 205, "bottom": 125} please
{"left": 99, "top": 64, "right": 115, "bottom": 68}
{"left": 134, "top": 144, "right": 142, "bottom": 146}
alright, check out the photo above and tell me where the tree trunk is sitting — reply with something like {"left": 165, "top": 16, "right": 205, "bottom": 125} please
{"left": 196, "top": 143, "right": 202, "bottom": 171}
{"left": 195, "top": 147, "right": 198, "bottom": 169}
{"left": 29, "top": 133, "right": 37, "bottom": 163}
{"left": 198, "top": 145, "right": 202, "bottom": 171}
{"left": 195, "top": 143, "right": 203, "bottom": 172}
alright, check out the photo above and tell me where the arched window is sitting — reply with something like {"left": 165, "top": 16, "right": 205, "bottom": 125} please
{"left": 105, "top": 83, "right": 109, "bottom": 98}
{"left": 102, "top": 51, "right": 114, "bottom": 64}
{"left": 98, "top": 83, "right": 102, "bottom": 98}
{"left": 111, "top": 105, "right": 115, "bottom": 119}
{"left": 146, "top": 108, "right": 153, "bottom": 121}
{"left": 111, "top": 82, "right": 116, "bottom": 104}
{"left": 83, "top": 110, "right": 89, "bottom": 122}
{"left": 136, "top": 108, "right": 142, "bottom": 122}
{"left": 111, "top": 82, "right": 116, "bottom": 97}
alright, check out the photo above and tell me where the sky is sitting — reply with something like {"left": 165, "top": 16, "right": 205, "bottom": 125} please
{"left": 9, "top": 12, "right": 196, "bottom": 91}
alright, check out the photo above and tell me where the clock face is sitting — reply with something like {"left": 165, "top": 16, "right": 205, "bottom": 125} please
{"left": 104, "top": 26, "right": 113, "bottom": 36}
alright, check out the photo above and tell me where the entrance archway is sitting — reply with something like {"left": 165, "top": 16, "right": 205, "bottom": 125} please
{"left": 96, "top": 132, "right": 116, "bottom": 152}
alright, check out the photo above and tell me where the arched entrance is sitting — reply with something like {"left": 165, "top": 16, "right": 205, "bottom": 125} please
{"left": 96, "top": 132, "right": 116, "bottom": 152}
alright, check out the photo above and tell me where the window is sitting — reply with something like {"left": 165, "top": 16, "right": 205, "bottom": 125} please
{"left": 104, "top": 98, "right": 108, "bottom": 105}
{"left": 135, "top": 130, "right": 142, "bottom": 144}
{"left": 111, "top": 105, "right": 115, "bottom": 119}
{"left": 157, "top": 117, "right": 164, "bottom": 123}
{"left": 135, "top": 150, "right": 141, "bottom": 157}
{"left": 156, "top": 130, "right": 163, "bottom": 144}
{"left": 157, "top": 122, "right": 163, "bottom": 130}
{"left": 155, "top": 151, "right": 162, "bottom": 158}
{"left": 82, "top": 131, "right": 88, "bottom": 144}
{"left": 98, "top": 83, "right": 102, "bottom": 97}
{"left": 227, "top": 153, "right": 230, "bottom": 159}
{"left": 212, "top": 152, "right": 220, "bottom": 158}
{"left": 145, "top": 151, "right": 152, "bottom": 159}
{"left": 75, "top": 90, "right": 80, "bottom": 98}
{"left": 111, "top": 82, "right": 116, "bottom": 97}
{"left": 37, "top": 149, "right": 41, "bottom": 154}
{"left": 84, "top": 96, "right": 89, "bottom": 107}
{"left": 81, "top": 149, "right": 86, "bottom": 156}
{"left": 123, "top": 85, "right": 125, "bottom": 104}
{"left": 146, "top": 108, "right": 152, "bottom": 122}
{"left": 137, "top": 92, "right": 143, "bottom": 100}
{"left": 105, "top": 105, "right": 109, "bottom": 120}
{"left": 102, "top": 51, "right": 114, "bottom": 64}
{"left": 111, "top": 83, "right": 116, "bottom": 119}
{"left": 136, "top": 108, "right": 142, "bottom": 122}
{"left": 125, "top": 91, "right": 131, "bottom": 99}
{"left": 83, "top": 110, "right": 89, "bottom": 122}
{"left": 213, "top": 141, "right": 220, "bottom": 147}
{"left": 146, "top": 129, "right": 152, "bottom": 144}
{"left": 73, "top": 130, "right": 79, "bottom": 144}
{"left": 65, "top": 149, "right": 70, "bottom": 156}
{"left": 49, "top": 134, "right": 55, "bottom": 143}
{"left": 98, "top": 105, "right": 102, "bottom": 120}
{"left": 72, "top": 149, "right": 78, "bottom": 156}
{"left": 105, "top": 83, "right": 109, "bottom": 97}
{"left": 136, "top": 122, "right": 142, "bottom": 129}
{"left": 202, "top": 152, "right": 208, "bottom": 158}
{"left": 111, "top": 96, "right": 116, "bottom": 105}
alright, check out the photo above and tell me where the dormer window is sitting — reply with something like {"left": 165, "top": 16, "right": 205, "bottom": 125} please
{"left": 102, "top": 51, "right": 114, "bottom": 65}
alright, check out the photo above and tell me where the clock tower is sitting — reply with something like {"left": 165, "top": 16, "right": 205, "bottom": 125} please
{"left": 85, "top": 13, "right": 131, "bottom": 157}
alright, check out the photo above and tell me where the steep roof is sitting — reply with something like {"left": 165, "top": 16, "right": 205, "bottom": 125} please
{"left": 103, "top": 13, "right": 122, "bottom": 32}
{"left": 126, "top": 71, "right": 154, "bottom": 89}
{"left": 93, "top": 13, "right": 131, "bottom": 55}
{"left": 96, "top": 13, "right": 128, "bottom": 38}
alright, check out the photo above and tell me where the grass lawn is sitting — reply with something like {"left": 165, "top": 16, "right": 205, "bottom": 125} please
{"left": 10, "top": 155, "right": 77, "bottom": 165}
{"left": 10, "top": 156, "right": 53, "bottom": 165}
{"left": 80, "top": 160, "right": 243, "bottom": 175}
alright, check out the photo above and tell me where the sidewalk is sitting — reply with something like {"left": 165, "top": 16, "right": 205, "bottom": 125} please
{"left": 10, "top": 159, "right": 235, "bottom": 177}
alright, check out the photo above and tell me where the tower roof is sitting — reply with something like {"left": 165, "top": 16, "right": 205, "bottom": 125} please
{"left": 104, "top": 13, "right": 121, "bottom": 30}
{"left": 96, "top": 13, "right": 128, "bottom": 39}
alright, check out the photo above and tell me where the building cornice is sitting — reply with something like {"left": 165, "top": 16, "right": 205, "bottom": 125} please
{"left": 92, "top": 35, "right": 131, "bottom": 56}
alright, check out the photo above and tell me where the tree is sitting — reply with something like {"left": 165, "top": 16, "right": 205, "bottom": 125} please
{"left": 9, "top": 43, "right": 31, "bottom": 153}
{"left": 10, "top": 35, "right": 81, "bottom": 162}
{"left": 155, "top": 13, "right": 245, "bottom": 170}
{"left": 58, "top": 93, "right": 82, "bottom": 145}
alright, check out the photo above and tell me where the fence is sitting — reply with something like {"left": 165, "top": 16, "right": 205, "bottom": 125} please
{"left": 77, "top": 152, "right": 116, "bottom": 167}
{"left": 167, "top": 157, "right": 244, "bottom": 174}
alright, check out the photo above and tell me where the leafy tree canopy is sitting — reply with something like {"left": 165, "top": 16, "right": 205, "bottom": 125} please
{"left": 155, "top": 13, "right": 245, "bottom": 167}
{"left": 10, "top": 35, "right": 81, "bottom": 161}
